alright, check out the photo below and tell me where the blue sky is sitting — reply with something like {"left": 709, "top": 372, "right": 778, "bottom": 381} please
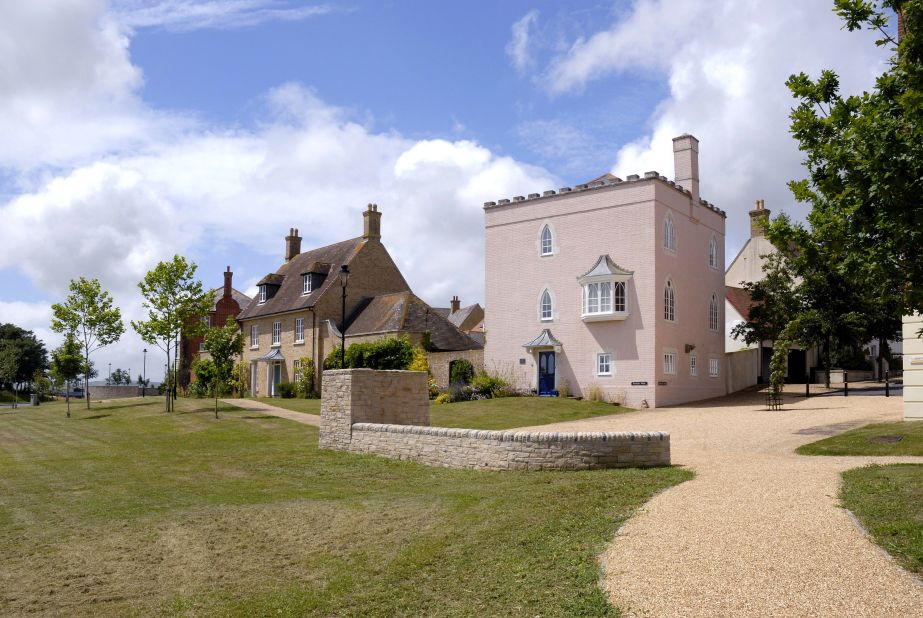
{"left": 0, "top": 0, "right": 891, "bottom": 375}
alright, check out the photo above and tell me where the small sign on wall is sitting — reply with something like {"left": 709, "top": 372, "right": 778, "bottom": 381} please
{"left": 657, "top": 381, "right": 668, "bottom": 386}
{"left": 630, "top": 381, "right": 648, "bottom": 386}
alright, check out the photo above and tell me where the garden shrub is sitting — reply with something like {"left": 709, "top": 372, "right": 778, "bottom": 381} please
{"left": 470, "top": 370, "right": 511, "bottom": 399}
{"left": 449, "top": 383, "right": 473, "bottom": 402}
{"left": 583, "top": 383, "right": 604, "bottom": 402}
{"left": 449, "top": 359, "right": 474, "bottom": 385}
{"left": 323, "top": 337, "right": 415, "bottom": 370}
{"left": 187, "top": 380, "right": 210, "bottom": 399}
{"left": 434, "top": 392, "right": 451, "bottom": 405}
{"left": 295, "top": 357, "right": 317, "bottom": 398}
{"left": 277, "top": 382, "right": 296, "bottom": 398}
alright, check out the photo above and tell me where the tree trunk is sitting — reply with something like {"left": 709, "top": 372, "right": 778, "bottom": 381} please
{"left": 824, "top": 336, "right": 831, "bottom": 389}
{"left": 66, "top": 389, "right": 70, "bottom": 418}
{"left": 165, "top": 345, "right": 172, "bottom": 413}
{"left": 84, "top": 352, "right": 91, "bottom": 410}
{"left": 215, "top": 378, "right": 220, "bottom": 419}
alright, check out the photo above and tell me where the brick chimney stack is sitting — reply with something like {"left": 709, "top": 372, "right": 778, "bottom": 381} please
{"left": 450, "top": 295, "right": 460, "bottom": 314}
{"left": 285, "top": 228, "right": 301, "bottom": 262}
{"left": 749, "top": 199, "right": 770, "bottom": 237}
{"left": 363, "top": 203, "right": 381, "bottom": 241}
{"left": 223, "top": 266, "right": 232, "bottom": 299}
{"left": 672, "top": 134, "right": 700, "bottom": 204}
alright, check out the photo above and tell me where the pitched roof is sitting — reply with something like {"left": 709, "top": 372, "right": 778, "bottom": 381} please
{"left": 725, "top": 286, "right": 753, "bottom": 321}
{"left": 523, "top": 328, "right": 562, "bottom": 350}
{"left": 430, "top": 303, "right": 484, "bottom": 331}
{"left": 209, "top": 287, "right": 252, "bottom": 312}
{"left": 344, "top": 292, "right": 482, "bottom": 352}
{"left": 237, "top": 237, "right": 363, "bottom": 320}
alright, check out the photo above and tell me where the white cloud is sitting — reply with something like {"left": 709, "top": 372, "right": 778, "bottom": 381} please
{"left": 543, "top": 0, "right": 891, "bottom": 256}
{"left": 112, "top": 0, "right": 334, "bottom": 32}
{"left": 506, "top": 10, "right": 539, "bottom": 73}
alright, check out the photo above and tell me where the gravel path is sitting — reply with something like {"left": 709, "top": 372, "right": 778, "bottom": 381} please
{"left": 518, "top": 389, "right": 923, "bottom": 617}
{"left": 220, "top": 398, "right": 320, "bottom": 426}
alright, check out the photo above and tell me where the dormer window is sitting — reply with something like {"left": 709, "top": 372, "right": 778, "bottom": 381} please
{"left": 258, "top": 285, "right": 267, "bottom": 304}
{"left": 302, "top": 274, "right": 312, "bottom": 295}
{"left": 578, "top": 255, "right": 632, "bottom": 322}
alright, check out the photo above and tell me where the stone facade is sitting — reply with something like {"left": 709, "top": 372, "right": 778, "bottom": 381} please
{"left": 427, "top": 349, "right": 485, "bottom": 388}
{"left": 319, "top": 369, "right": 670, "bottom": 470}
{"left": 903, "top": 313, "right": 923, "bottom": 421}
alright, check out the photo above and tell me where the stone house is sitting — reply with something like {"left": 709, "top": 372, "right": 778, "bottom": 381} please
{"left": 237, "top": 206, "right": 481, "bottom": 396}
{"left": 432, "top": 297, "right": 485, "bottom": 345}
{"left": 483, "top": 134, "right": 726, "bottom": 408}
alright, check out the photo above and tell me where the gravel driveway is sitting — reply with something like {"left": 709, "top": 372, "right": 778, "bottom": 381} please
{"left": 517, "top": 388, "right": 923, "bottom": 617}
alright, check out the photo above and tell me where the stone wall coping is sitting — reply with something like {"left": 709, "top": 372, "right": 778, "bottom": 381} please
{"left": 323, "top": 368, "right": 428, "bottom": 375}
{"left": 351, "top": 423, "right": 669, "bottom": 443}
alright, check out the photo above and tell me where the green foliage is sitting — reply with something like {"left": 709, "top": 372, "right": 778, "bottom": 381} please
{"left": 408, "top": 347, "right": 429, "bottom": 373}
{"left": 731, "top": 253, "right": 800, "bottom": 346}
{"left": 276, "top": 382, "right": 296, "bottom": 398}
{"left": 470, "top": 370, "right": 512, "bottom": 399}
{"left": 0, "top": 341, "right": 22, "bottom": 401}
{"left": 109, "top": 368, "right": 132, "bottom": 385}
{"left": 228, "top": 362, "right": 250, "bottom": 397}
{"left": 0, "top": 323, "right": 48, "bottom": 388}
{"left": 132, "top": 256, "right": 213, "bottom": 413}
{"left": 323, "top": 337, "right": 415, "bottom": 370}
{"left": 449, "top": 358, "right": 474, "bottom": 385}
{"left": 191, "top": 358, "right": 217, "bottom": 394}
{"left": 433, "top": 392, "right": 451, "bottom": 405}
{"left": 294, "top": 358, "right": 316, "bottom": 398}
{"left": 51, "top": 277, "right": 124, "bottom": 410}
{"left": 202, "top": 317, "right": 245, "bottom": 416}
{"left": 785, "top": 1, "right": 923, "bottom": 320}
{"left": 769, "top": 322, "right": 798, "bottom": 396}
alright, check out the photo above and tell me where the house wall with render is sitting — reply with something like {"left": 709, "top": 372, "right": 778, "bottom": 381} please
{"left": 903, "top": 314, "right": 923, "bottom": 421}
{"left": 484, "top": 134, "right": 726, "bottom": 408}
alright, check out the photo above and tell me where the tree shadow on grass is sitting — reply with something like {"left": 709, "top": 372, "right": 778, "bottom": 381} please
{"left": 79, "top": 414, "right": 111, "bottom": 420}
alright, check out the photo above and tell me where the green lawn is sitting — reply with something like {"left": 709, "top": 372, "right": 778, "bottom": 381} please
{"left": 254, "top": 396, "right": 632, "bottom": 430}
{"left": 796, "top": 421, "right": 923, "bottom": 456}
{"left": 0, "top": 397, "right": 689, "bottom": 616}
{"left": 841, "top": 464, "right": 923, "bottom": 576}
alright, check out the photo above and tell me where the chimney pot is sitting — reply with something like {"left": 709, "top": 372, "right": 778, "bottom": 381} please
{"left": 285, "top": 228, "right": 302, "bottom": 262}
{"left": 363, "top": 204, "right": 382, "bottom": 241}
{"left": 450, "top": 295, "right": 460, "bottom": 313}
{"left": 223, "top": 266, "right": 233, "bottom": 299}
{"left": 749, "top": 199, "right": 771, "bottom": 238}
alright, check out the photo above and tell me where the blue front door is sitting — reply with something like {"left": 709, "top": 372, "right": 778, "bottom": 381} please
{"left": 538, "top": 351, "right": 555, "bottom": 396}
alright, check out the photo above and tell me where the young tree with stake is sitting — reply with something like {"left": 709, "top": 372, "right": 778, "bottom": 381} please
{"left": 50, "top": 278, "right": 124, "bottom": 410}
{"left": 203, "top": 317, "right": 244, "bottom": 418}
{"left": 50, "top": 332, "right": 83, "bottom": 418}
{"left": 132, "top": 255, "right": 213, "bottom": 413}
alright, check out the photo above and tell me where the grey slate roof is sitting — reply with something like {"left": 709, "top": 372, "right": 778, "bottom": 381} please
{"left": 523, "top": 328, "right": 562, "bottom": 349}
{"left": 345, "top": 292, "right": 482, "bottom": 352}
{"left": 237, "top": 237, "right": 363, "bottom": 320}
{"left": 210, "top": 287, "right": 252, "bottom": 312}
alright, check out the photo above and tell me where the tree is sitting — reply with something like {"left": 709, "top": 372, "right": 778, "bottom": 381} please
{"left": 0, "top": 340, "right": 22, "bottom": 408}
{"left": 0, "top": 323, "right": 49, "bottom": 392}
{"left": 51, "top": 278, "right": 124, "bottom": 410}
{"left": 786, "top": 1, "right": 922, "bottom": 317}
{"left": 132, "top": 255, "right": 213, "bottom": 413}
{"left": 50, "top": 333, "right": 82, "bottom": 417}
{"left": 202, "top": 317, "right": 244, "bottom": 418}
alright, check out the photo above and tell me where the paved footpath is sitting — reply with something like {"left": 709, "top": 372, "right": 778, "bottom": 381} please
{"left": 518, "top": 389, "right": 923, "bottom": 617}
{"left": 220, "top": 398, "right": 320, "bottom": 426}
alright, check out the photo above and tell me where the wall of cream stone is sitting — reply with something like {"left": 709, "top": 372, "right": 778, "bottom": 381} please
{"left": 318, "top": 368, "right": 671, "bottom": 469}
{"left": 902, "top": 314, "right": 923, "bottom": 421}
{"left": 428, "top": 349, "right": 484, "bottom": 388}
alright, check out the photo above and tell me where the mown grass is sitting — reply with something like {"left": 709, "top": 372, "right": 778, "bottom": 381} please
{"left": 796, "top": 421, "right": 923, "bottom": 456}
{"left": 254, "top": 396, "right": 631, "bottom": 430}
{"left": 0, "top": 397, "right": 689, "bottom": 617}
{"left": 841, "top": 464, "right": 923, "bottom": 576}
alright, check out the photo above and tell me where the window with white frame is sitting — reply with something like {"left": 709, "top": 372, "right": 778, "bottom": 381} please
{"left": 663, "top": 215, "right": 676, "bottom": 252}
{"left": 690, "top": 353, "right": 698, "bottom": 376}
{"left": 663, "top": 352, "right": 676, "bottom": 375}
{"left": 258, "top": 285, "right": 267, "bottom": 304}
{"left": 293, "top": 359, "right": 302, "bottom": 381}
{"left": 708, "top": 236, "right": 718, "bottom": 269}
{"left": 709, "top": 293, "right": 719, "bottom": 331}
{"left": 272, "top": 321, "right": 281, "bottom": 346}
{"left": 540, "top": 289, "right": 553, "bottom": 321}
{"left": 540, "top": 225, "right": 553, "bottom": 256}
{"left": 709, "top": 357, "right": 720, "bottom": 377}
{"left": 295, "top": 317, "right": 304, "bottom": 343}
{"left": 664, "top": 280, "right": 676, "bottom": 321}
{"left": 302, "top": 274, "right": 312, "bottom": 295}
{"left": 250, "top": 324, "right": 259, "bottom": 348}
{"left": 198, "top": 341, "right": 205, "bottom": 352}
{"left": 597, "top": 352, "right": 612, "bottom": 376}
{"left": 578, "top": 255, "right": 631, "bottom": 322}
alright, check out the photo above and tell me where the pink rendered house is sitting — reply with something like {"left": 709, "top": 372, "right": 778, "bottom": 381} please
{"left": 483, "top": 134, "right": 726, "bottom": 408}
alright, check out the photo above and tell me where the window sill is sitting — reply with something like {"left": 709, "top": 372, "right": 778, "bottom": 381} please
{"left": 271, "top": 344, "right": 281, "bottom": 348}
{"left": 597, "top": 373, "right": 612, "bottom": 378}
{"left": 250, "top": 346, "right": 259, "bottom": 350}
{"left": 294, "top": 340, "right": 305, "bottom": 345}
{"left": 581, "top": 311, "right": 629, "bottom": 322}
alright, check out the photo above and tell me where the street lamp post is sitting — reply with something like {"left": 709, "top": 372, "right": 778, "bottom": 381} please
{"left": 339, "top": 264, "right": 350, "bottom": 368}
{"left": 142, "top": 348, "right": 147, "bottom": 397}
{"left": 108, "top": 362, "right": 111, "bottom": 385}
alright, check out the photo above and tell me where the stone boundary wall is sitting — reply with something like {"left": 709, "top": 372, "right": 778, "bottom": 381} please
{"left": 88, "top": 385, "right": 160, "bottom": 400}
{"left": 319, "top": 368, "right": 671, "bottom": 470}
{"left": 427, "top": 349, "right": 484, "bottom": 388}
{"left": 349, "top": 424, "right": 670, "bottom": 470}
